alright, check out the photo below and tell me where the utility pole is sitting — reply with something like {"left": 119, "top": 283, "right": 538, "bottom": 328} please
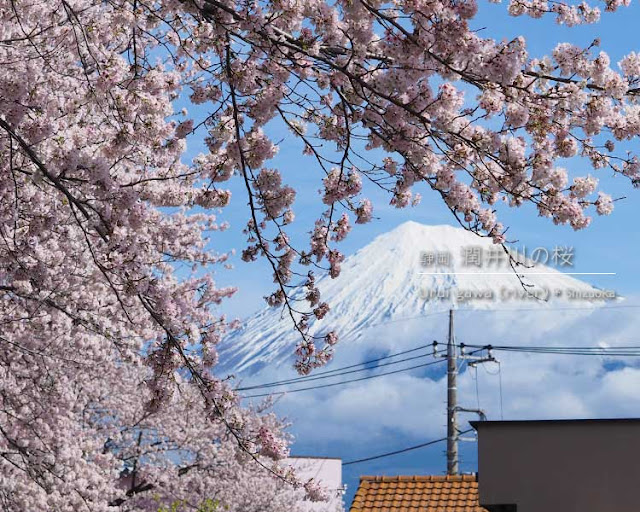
{"left": 446, "top": 309, "right": 459, "bottom": 475}
{"left": 436, "top": 309, "right": 497, "bottom": 475}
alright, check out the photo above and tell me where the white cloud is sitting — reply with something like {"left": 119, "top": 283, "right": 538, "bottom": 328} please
{"left": 241, "top": 299, "right": 640, "bottom": 446}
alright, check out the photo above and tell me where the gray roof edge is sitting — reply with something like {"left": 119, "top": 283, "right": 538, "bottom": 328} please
{"left": 470, "top": 417, "right": 640, "bottom": 429}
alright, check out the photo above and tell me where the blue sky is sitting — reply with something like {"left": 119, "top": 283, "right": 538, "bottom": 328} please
{"left": 179, "top": 2, "right": 640, "bottom": 506}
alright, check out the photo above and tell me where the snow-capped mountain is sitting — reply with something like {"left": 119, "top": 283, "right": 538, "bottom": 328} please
{"left": 218, "top": 222, "right": 607, "bottom": 376}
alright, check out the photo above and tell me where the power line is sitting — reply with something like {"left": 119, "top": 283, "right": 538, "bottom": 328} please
{"left": 497, "top": 361, "right": 504, "bottom": 421}
{"left": 239, "top": 345, "right": 484, "bottom": 396}
{"left": 489, "top": 344, "right": 640, "bottom": 350}
{"left": 237, "top": 343, "right": 442, "bottom": 391}
{"left": 499, "top": 349, "right": 640, "bottom": 356}
{"left": 466, "top": 344, "right": 640, "bottom": 356}
{"left": 241, "top": 357, "right": 448, "bottom": 398}
{"left": 238, "top": 348, "right": 446, "bottom": 391}
{"left": 230, "top": 304, "right": 640, "bottom": 390}
{"left": 473, "top": 365, "right": 480, "bottom": 413}
{"left": 240, "top": 342, "right": 640, "bottom": 398}
{"left": 343, "top": 429, "right": 474, "bottom": 466}
{"left": 239, "top": 345, "right": 486, "bottom": 394}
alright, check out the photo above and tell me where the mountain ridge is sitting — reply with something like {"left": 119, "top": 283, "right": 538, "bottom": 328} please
{"left": 218, "top": 222, "right": 605, "bottom": 375}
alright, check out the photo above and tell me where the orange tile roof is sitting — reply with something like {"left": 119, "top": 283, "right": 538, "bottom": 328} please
{"left": 350, "top": 475, "right": 488, "bottom": 512}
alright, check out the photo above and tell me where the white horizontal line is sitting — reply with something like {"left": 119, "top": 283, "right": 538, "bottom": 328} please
{"left": 418, "top": 272, "right": 616, "bottom": 275}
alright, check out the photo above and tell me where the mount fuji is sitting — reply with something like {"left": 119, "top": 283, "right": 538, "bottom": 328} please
{"left": 218, "top": 221, "right": 607, "bottom": 377}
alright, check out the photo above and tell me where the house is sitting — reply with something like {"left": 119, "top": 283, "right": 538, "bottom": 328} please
{"left": 471, "top": 418, "right": 640, "bottom": 512}
{"left": 287, "top": 456, "right": 345, "bottom": 512}
{"left": 350, "top": 474, "right": 487, "bottom": 511}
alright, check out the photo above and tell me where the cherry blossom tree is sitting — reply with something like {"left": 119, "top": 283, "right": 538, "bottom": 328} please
{"left": 0, "top": 0, "right": 638, "bottom": 509}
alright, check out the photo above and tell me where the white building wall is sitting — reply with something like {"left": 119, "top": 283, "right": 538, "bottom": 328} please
{"left": 286, "top": 457, "right": 344, "bottom": 512}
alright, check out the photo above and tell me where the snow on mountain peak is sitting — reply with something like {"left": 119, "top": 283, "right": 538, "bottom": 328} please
{"left": 218, "top": 222, "right": 607, "bottom": 375}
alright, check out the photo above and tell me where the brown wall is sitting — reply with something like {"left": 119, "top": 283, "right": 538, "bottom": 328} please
{"left": 474, "top": 420, "right": 640, "bottom": 512}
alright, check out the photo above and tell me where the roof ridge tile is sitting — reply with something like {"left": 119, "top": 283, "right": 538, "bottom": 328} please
{"left": 359, "top": 474, "right": 477, "bottom": 482}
